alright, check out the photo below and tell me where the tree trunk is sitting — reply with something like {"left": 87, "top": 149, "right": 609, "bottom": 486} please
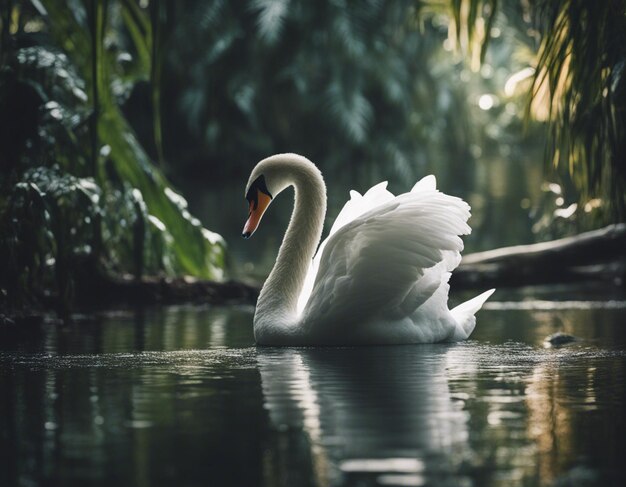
{"left": 451, "top": 224, "right": 626, "bottom": 289}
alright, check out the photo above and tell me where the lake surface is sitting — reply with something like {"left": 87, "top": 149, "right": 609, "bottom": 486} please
{"left": 1, "top": 287, "right": 625, "bottom": 487}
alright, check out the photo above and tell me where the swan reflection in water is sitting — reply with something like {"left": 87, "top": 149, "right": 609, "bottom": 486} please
{"left": 257, "top": 345, "right": 471, "bottom": 486}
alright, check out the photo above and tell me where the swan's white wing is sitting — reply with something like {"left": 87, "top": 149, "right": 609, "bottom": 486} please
{"left": 297, "top": 181, "right": 395, "bottom": 313}
{"left": 300, "top": 178, "right": 471, "bottom": 334}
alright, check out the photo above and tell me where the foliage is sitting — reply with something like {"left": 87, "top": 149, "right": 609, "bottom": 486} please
{"left": 530, "top": 0, "right": 626, "bottom": 219}
{"left": 159, "top": 0, "right": 486, "bottom": 192}
{"left": 0, "top": 167, "right": 101, "bottom": 316}
{"left": 0, "top": 0, "right": 225, "bottom": 315}
{"left": 4, "top": 0, "right": 623, "bottom": 318}
{"left": 152, "top": 0, "right": 548, "bottom": 255}
{"left": 441, "top": 0, "right": 626, "bottom": 221}
{"left": 423, "top": 0, "right": 499, "bottom": 69}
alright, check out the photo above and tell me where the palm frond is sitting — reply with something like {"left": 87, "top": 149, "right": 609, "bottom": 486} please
{"left": 326, "top": 80, "right": 373, "bottom": 144}
{"left": 250, "top": 0, "right": 290, "bottom": 43}
{"left": 440, "top": 0, "right": 626, "bottom": 219}
{"left": 529, "top": 0, "right": 626, "bottom": 218}
{"left": 427, "top": 0, "right": 498, "bottom": 70}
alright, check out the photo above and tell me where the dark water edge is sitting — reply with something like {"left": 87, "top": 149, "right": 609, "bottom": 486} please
{"left": 1, "top": 290, "right": 626, "bottom": 487}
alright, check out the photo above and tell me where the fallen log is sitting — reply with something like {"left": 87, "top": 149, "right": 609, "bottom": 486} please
{"left": 451, "top": 224, "right": 626, "bottom": 289}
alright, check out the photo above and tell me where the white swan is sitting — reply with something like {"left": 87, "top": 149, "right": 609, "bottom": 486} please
{"left": 243, "top": 153, "right": 494, "bottom": 346}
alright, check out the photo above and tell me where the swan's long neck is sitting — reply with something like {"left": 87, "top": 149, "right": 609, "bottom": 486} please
{"left": 255, "top": 156, "right": 326, "bottom": 330}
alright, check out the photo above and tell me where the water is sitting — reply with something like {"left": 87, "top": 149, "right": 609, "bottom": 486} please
{"left": 1, "top": 291, "right": 625, "bottom": 487}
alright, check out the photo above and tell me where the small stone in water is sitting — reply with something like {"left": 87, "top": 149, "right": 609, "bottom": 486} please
{"left": 543, "top": 331, "right": 578, "bottom": 348}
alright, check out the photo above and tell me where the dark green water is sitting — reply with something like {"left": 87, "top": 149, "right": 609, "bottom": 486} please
{"left": 1, "top": 289, "right": 625, "bottom": 487}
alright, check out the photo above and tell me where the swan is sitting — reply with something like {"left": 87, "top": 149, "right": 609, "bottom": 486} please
{"left": 242, "top": 153, "right": 494, "bottom": 346}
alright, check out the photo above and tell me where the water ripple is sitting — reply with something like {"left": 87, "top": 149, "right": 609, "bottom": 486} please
{"left": 484, "top": 300, "right": 626, "bottom": 310}
{"left": 0, "top": 347, "right": 258, "bottom": 371}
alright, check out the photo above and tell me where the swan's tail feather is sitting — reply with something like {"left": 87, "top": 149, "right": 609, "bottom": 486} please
{"left": 449, "top": 289, "right": 495, "bottom": 341}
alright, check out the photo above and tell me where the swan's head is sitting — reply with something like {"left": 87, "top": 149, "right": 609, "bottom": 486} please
{"left": 243, "top": 153, "right": 320, "bottom": 238}
{"left": 243, "top": 173, "right": 273, "bottom": 238}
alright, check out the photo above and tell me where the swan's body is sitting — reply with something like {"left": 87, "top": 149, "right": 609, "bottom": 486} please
{"left": 243, "top": 153, "right": 494, "bottom": 346}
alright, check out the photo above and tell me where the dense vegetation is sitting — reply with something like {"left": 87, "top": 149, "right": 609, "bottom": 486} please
{"left": 1, "top": 0, "right": 624, "bottom": 317}
{"left": 449, "top": 0, "right": 626, "bottom": 220}
{"left": 0, "top": 0, "right": 225, "bottom": 317}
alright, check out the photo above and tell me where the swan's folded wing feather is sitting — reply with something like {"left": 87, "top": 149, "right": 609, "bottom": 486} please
{"left": 301, "top": 189, "right": 471, "bottom": 327}
{"left": 297, "top": 181, "right": 394, "bottom": 313}
{"left": 328, "top": 181, "right": 395, "bottom": 236}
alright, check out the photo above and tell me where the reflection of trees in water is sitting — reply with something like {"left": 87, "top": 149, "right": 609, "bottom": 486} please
{"left": 259, "top": 339, "right": 624, "bottom": 485}
{"left": 445, "top": 324, "right": 626, "bottom": 486}
{"left": 1, "top": 349, "right": 269, "bottom": 486}
{"left": 2, "top": 306, "right": 625, "bottom": 486}
{"left": 525, "top": 341, "right": 626, "bottom": 485}
{"left": 445, "top": 343, "right": 535, "bottom": 484}
{"left": 526, "top": 357, "right": 625, "bottom": 484}
{"left": 525, "top": 363, "right": 575, "bottom": 484}
{"left": 0, "top": 306, "right": 261, "bottom": 486}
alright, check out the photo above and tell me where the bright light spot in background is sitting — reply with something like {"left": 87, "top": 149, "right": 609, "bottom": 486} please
{"left": 478, "top": 94, "right": 495, "bottom": 110}
{"left": 340, "top": 458, "right": 425, "bottom": 473}
{"left": 544, "top": 182, "right": 562, "bottom": 195}
{"left": 24, "top": 20, "right": 45, "bottom": 33}
{"left": 584, "top": 198, "right": 603, "bottom": 212}
{"left": 480, "top": 64, "right": 494, "bottom": 79}
{"left": 470, "top": 144, "right": 482, "bottom": 158}
{"left": 504, "top": 67, "right": 536, "bottom": 97}
{"left": 554, "top": 203, "right": 578, "bottom": 219}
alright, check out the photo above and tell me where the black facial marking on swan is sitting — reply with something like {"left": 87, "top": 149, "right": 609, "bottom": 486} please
{"left": 246, "top": 175, "right": 272, "bottom": 210}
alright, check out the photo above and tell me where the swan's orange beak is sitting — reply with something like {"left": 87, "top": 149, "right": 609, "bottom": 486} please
{"left": 243, "top": 191, "right": 272, "bottom": 238}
